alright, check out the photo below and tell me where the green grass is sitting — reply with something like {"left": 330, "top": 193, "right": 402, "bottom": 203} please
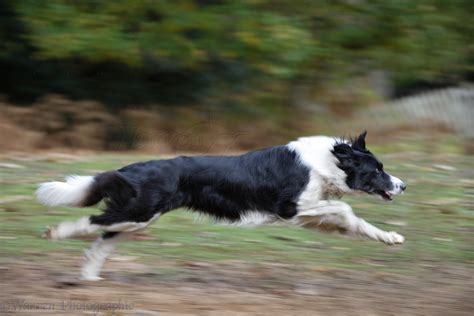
{"left": 0, "top": 140, "right": 472, "bottom": 275}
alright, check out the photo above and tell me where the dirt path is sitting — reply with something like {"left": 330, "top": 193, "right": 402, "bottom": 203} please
{"left": 1, "top": 256, "right": 472, "bottom": 315}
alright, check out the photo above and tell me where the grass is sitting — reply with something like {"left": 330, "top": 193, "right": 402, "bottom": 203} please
{"left": 0, "top": 135, "right": 473, "bottom": 275}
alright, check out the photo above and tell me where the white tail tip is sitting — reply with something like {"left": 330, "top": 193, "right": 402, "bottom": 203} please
{"left": 36, "top": 175, "right": 94, "bottom": 207}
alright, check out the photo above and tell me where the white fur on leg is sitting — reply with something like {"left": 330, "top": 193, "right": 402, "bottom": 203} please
{"left": 354, "top": 218, "right": 404, "bottom": 244}
{"left": 45, "top": 214, "right": 162, "bottom": 240}
{"left": 81, "top": 236, "right": 119, "bottom": 281}
{"left": 236, "top": 211, "right": 276, "bottom": 227}
{"left": 80, "top": 218, "right": 159, "bottom": 281}
{"left": 44, "top": 217, "right": 99, "bottom": 240}
{"left": 293, "top": 200, "right": 404, "bottom": 245}
{"left": 105, "top": 213, "right": 161, "bottom": 232}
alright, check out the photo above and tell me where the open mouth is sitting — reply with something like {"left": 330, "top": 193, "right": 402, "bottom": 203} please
{"left": 375, "top": 190, "right": 393, "bottom": 201}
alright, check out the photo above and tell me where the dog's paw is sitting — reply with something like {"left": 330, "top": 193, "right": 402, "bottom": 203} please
{"left": 384, "top": 231, "right": 404, "bottom": 245}
{"left": 42, "top": 226, "right": 58, "bottom": 240}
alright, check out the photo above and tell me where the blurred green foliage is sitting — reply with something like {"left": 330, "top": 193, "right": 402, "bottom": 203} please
{"left": 1, "top": 0, "right": 472, "bottom": 105}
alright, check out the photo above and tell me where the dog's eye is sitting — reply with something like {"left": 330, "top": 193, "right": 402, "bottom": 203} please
{"left": 375, "top": 168, "right": 381, "bottom": 174}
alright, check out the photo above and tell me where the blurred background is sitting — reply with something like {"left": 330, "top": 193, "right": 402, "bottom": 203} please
{"left": 0, "top": 1, "right": 473, "bottom": 315}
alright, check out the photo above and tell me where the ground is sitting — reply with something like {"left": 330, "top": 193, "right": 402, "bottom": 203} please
{"left": 0, "top": 134, "right": 473, "bottom": 315}
{"left": 2, "top": 257, "right": 472, "bottom": 315}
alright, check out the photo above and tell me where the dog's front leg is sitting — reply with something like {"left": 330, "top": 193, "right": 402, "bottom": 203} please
{"left": 293, "top": 201, "right": 404, "bottom": 245}
{"left": 354, "top": 216, "right": 404, "bottom": 244}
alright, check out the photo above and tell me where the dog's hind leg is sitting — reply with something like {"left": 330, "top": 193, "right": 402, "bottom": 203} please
{"left": 293, "top": 201, "right": 404, "bottom": 245}
{"left": 42, "top": 214, "right": 150, "bottom": 241}
{"left": 81, "top": 213, "right": 161, "bottom": 281}
{"left": 43, "top": 216, "right": 100, "bottom": 240}
{"left": 81, "top": 231, "right": 128, "bottom": 281}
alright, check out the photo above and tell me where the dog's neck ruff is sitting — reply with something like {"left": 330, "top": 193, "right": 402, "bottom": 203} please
{"left": 287, "top": 136, "right": 351, "bottom": 199}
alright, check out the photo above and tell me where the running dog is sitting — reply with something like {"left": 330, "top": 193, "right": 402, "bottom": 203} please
{"left": 36, "top": 131, "right": 406, "bottom": 280}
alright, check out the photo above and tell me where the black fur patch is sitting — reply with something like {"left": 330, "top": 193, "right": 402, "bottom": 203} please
{"left": 89, "top": 146, "right": 310, "bottom": 225}
{"left": 332, "top": 132, "right": 394, "bottom": 199}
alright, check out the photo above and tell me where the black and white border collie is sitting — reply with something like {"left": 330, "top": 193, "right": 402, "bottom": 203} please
{"left": 36, "top": 131, "right": 406, "bottom": 281}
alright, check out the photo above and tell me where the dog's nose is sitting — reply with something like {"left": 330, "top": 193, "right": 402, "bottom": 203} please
{"left": 400, "top": 183, "right": 407, "bottom": 192}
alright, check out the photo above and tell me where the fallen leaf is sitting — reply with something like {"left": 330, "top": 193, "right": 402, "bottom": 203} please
{"left": 0, "top": 163, "right": 24, "bottom": 169}
{"left": 384, "top": 220, "right": 407, "bottom": 227}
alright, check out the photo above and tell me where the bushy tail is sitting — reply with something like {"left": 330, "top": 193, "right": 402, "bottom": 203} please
{"left": 36, "top": 171, "right": 136, "bottom": 207}
{"left": 36, "top": 175, "right": 95, "bottom": 207}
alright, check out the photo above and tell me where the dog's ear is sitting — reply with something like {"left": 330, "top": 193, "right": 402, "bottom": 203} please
{"left": 332, "top": 143, "right": 353, "bottom": 162}
{"left": 352, "top": 130, "right": 367, "bottom": 151}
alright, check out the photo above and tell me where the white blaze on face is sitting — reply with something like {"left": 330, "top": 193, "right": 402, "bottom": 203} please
{"left": 387, "top": 174, "right": 406, "bottom": 195}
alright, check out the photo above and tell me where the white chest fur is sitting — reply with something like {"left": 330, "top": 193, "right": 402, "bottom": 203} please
{"left": 287, "top": 136, "right": 351, "bottom": 211}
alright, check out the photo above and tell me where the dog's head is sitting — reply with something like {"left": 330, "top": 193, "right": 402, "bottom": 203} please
{"left": 332, "top": 131, "right": 406, "bottom": 201}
